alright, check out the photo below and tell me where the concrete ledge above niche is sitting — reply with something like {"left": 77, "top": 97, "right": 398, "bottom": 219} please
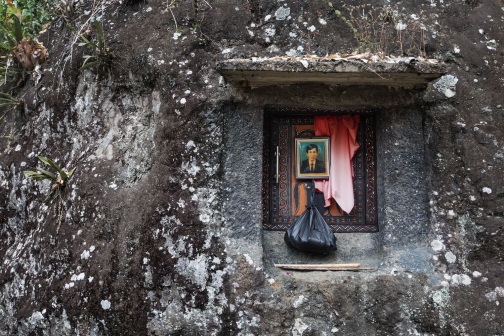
{"left": 217, "top": 57, "right": 446, "bottom": 89}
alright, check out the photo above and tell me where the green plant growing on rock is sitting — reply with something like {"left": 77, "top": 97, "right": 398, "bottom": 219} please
{"left": 328, "top": 2, "right": 357, "bottom": 38}
{"left": 164, "top": 0, "right": 182, "bottom": 33}
{"left": 24, "top": 156, "right": 76, "bottom": 233}
{"left": 0, "top": 1, "right": 50, "bottom": 86}
{"left": 0, "top": 92, "right": 23, "bottom": 123}
{"left": 68, "top": 20, "right": 112, "bottom": 71}
{"left": 328, "top": 2, "right": 427, "bottom": 58}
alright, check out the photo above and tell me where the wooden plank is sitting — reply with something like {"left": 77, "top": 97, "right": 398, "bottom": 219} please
{"left": 275, "top": 263, "right": 360, "bottom": 269}
{"left": 221, "top": 69, "right": 441, "bottom": 89}
{"left": 279, "top": 267, "right": 374, "bottom": 272}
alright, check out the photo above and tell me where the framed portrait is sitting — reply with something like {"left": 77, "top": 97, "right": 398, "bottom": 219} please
{"left": 295, "top": 137, "right": 330, "bottom": 179}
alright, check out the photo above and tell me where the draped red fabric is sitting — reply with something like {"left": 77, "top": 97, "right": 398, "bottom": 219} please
{"left": 314, "top": 115, "right": 360, "bottom": 214}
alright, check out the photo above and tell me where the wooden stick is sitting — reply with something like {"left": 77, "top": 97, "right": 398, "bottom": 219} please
{"left": 275, "top": 263, "right": 360, "bottom": 269}
{"left": 276, "top": 265, "right": 374, "bottom": 272}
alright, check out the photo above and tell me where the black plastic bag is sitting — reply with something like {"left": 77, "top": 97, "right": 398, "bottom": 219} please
{"left": 284, "top": 181, "right": 337, "bottom": 254}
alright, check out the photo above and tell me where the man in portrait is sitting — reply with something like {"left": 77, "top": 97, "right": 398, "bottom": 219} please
{"left": 300, "top": 144, "right": 325, "bottom": 174}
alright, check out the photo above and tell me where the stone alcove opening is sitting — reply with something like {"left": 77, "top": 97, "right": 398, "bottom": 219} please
{"left": 218, "top": 58, "right": 446, "bottom": 275}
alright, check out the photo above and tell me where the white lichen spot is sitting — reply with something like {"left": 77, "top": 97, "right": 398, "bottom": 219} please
{"left": 318, "top": 18, "right": 327, "bottom": 25}
{"left": 81, "top": 250, "right": 90, "bottom": 259}
{"left": 431, "top": 240, "right": 445, "bottom": 251}
{"left": 307, "top": 25, "right": 316, "bottom": 32}
{"left": 289, "top": 32, "right": 297, "bottom": 38}
{"left": 199, "top": 214, "right": 210, "bottom": 223}
{"left": 461, "top": 274, "right": 471, "bottom": 286}
{"left": 71, "top": 273, "right": 85, "bottom": 281}
{"left": 275, "top": 6, "right": 290, "bottom": 20}
{"left": 300, "top": 60, "right": 309, "bottom": 68}
{"left": 285, "top": 49, "right": 298, "bottom": 57}
{"left": 101, "top": 300, "right": 111, "bottom": 310}
{"left": 469, "top": 195, "right": 476, "bottom": 201}
{"left": 175, "top": 254, "right": 208, "bottom": 289}
{"left": 186, "top": 140, "right": 196, "bottom": 149}
{"left": 485, "top": 291, "right": 497, "bottom": 302}
{"left": 478, "top": 29, "right": 484, "bottom": 34}
{"left": 482, "top": 187, "right": 492, "bottom": 194}
{"left": 147, "top": 47, "right": 153, "bottom": 52}
{"left": 453, "top": 46, "right": 460, "bottom": 53}
{"left": 243, "top": 254, "right": 254, "bottom": 266}
{"left": 433, "top": 75, "right": 458, "bottom": 98}
{"left": 173, "top": 32, "right": 182, "bottom": 40}
{"left": 265, "top": 15, "right": 271, "bottom": 21}
{"left": 180, "top": 98, "right": 187, "bottom": 105}
{"left": 445, "top": 251, "right": 456, "bottom": 263}
{"left": 177, "top": 199, "right": 186, "bottom": 208}
{"left": 447, "top": 210, "right": 457, "bottom": 219}
{"left": 486, "top": 39, "right": 497, "bottom": 50}
{"left": 293, "top": 318, "right": 308, "bottom": 336}
{"left": 395, "top": 21, "right": 407, "bottom": 30}
{"left": 432, "top": 287, "right": 449, "bottom": 306}
{"left": 90, "top": 245, "right": 95, "bottom": 252}
{"left": 268, "top": 278, "right": 275, "bottom": 284}
{"left": 472, "top": 271, "right": 482, "bottom": 278}
{"left": 496, "top": 287, "right": 504, "bottom": 297}
{"left": 293, "top": 295, "right": 306, "bottom": 308}
{"left": 64, "top": 282, "right": 75, "bottom": 289}
{"left": 264, "top": 28, "right": 276, "bottom": 37}
{"left": 15, "top": 144, "right": 21, "bottom": 151}
{"left": 181, "top": 160, "right": 201, "bottom": 176}
{"left": 145, "top": 7, "right": 152, "bottom": 12}
{"left": 444, "top": 89, "right": 455, "bottom": 98}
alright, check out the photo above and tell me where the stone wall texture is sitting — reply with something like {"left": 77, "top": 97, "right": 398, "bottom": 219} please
{"left": 1, "top": 0, "right": 503, "bottom": 335}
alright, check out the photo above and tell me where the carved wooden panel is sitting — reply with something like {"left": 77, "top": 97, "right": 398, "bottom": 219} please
{"left": 262, "top": 108, "right": 378, "bottom": 233}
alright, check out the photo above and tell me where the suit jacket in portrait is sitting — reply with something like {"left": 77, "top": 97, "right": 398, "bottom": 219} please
{"left": 300, "top": 159, "right": 326, "bottom": 174}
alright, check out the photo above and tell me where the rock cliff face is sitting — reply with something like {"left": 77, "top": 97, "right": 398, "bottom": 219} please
{"left": 1, "top": 0, "right": 503, "bottom": 335}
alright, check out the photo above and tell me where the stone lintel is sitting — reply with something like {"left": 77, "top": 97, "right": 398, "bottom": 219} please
{"left": 217, "top": 58, "right": 447, "bottom": 90}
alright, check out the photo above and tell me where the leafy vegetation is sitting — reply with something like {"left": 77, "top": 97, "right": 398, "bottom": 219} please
{"left": 0, "top": 91, "right": 22, "bottom": 122}
{"left": 328, "top": 2, "right": 427, "bottom": 57}
{"left": 0, "top": 0, "right": 55, "bottom": 38}
{"left": 24, "top": 156, "right": 76, "bottom": 233}
{"left": 0, "top": 0, "right": 54, "bottom": 86}
{"left": 68, "top": 20, "right": 113, "bottom": 71}
{"left": 24, "top": 156, "right": 76, "bottom": 197}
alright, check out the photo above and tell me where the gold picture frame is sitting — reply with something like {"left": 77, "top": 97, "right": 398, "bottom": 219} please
{"left": 295, "top": 137, "right": 330, "bottom": 179}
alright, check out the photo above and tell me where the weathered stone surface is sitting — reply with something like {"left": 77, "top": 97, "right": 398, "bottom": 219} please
{"left": 1, "top": 0, "right": 503, "bottom": 335}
